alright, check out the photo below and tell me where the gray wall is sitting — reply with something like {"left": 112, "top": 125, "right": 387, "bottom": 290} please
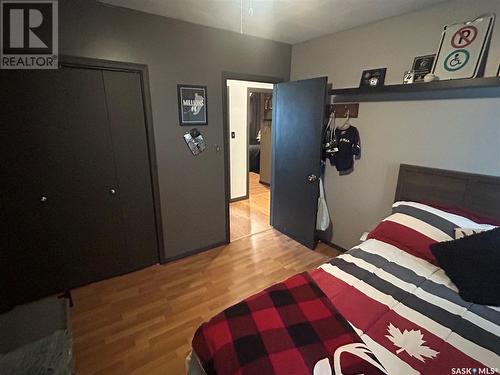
{"left": 59, "top": 0, "right": 291, "bottom": 259}
{"left": 291, "top": 0, "right": 500, "bottom": 249}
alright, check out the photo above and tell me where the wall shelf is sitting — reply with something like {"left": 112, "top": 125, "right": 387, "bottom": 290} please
{"left": 329, "top": 77, "right": 500, "bottom": 102}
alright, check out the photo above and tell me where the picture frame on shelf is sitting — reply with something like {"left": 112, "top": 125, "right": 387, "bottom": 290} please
{"left": 359, "top": 68, "right": 386, "bottom": 88}
{"left": 403, "top": 71, "right": 415, "bottom": 84}
{"left": 411, "top": 54, "right": 435, "bottom": 82}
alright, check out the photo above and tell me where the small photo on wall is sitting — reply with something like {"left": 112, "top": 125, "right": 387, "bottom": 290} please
{"left": 177, "top": 85, "right": 208, "bottom": 126}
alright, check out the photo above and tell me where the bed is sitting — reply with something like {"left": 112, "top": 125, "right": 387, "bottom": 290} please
{"left": 188, "top": 164, "right": 500, "bottom": 374}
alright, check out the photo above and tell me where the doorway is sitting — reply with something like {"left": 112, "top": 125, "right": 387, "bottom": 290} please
{"left": 223, "top": 76, "right": 279, "bottom": 241}
{"left": 223, "top": 74, "right": 327, "bottom": 249}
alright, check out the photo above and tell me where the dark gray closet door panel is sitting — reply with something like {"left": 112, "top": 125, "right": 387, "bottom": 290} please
{"left": 56, "top": 67, "right": 130, "bottom": 287}
{"left": 1, "top": 70, "right": 69, "bottom": 306}
{"left": 2, "top": 65, "right": 160, "bottom": 306}
{"left": 271, "top": 77, "right": 327, "bottom": 249}
{"left": 102, "top": 70, "right": 158, "bottom": 269}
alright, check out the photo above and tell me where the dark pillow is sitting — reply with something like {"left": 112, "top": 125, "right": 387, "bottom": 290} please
{"left": 430, "top": 228, "right": 500, "bottom": 306}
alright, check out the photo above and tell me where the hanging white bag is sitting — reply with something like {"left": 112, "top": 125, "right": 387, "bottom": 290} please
{"left": 316, "top": 176, "right": 330, "bottom": 231}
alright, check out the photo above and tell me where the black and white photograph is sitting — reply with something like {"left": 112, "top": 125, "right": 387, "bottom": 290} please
{"left": 412, "top": 54, "right": 436, "bottom": 81}
{"left": 177, "top": 85, "right": 208, "bottom": 125}
{"left": 412, "top": 54, "right": 436, "bottom": 73}
{"left": 359, "top": 68, "right": 386, "bottom": 88}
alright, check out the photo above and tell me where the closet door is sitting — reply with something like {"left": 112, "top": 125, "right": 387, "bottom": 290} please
{"left": 2, "top": 69, "right": 70, "bottom": 307}
{"left": 2, "top": 65, "right": 159, "bottom": 307}
{"left": 58, "top": 67, "right": 129, "bottom": 288}
{"left": 102, "top": 70, "right": 158, "bottom": 270}
{"left": 1, "top": 67, "right": 130, "bottom": 304}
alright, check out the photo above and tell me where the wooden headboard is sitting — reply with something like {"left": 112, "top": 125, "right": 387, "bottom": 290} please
{"left": 395, "top": 164, "right": 500, "bottom": 221}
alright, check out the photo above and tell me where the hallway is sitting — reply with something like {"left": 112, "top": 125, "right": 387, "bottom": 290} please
{"left": 230, "top": 172, "right": 271, "bottom": 241}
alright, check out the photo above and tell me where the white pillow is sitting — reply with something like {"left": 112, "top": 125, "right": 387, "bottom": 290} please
{"left": 392, "top": 201, "right": 495, "bottom": 240}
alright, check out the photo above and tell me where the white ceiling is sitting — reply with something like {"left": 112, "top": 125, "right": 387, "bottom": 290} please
{"left": 98, "top": 0, "right": 446, "bottom": 44}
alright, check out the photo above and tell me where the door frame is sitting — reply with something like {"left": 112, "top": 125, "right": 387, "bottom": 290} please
{"left": 245, "top": 87, "right": 273, "bottom": 197}
{"left": 221, "top": 72, "right": 284, "bottom": 243}
{"left": 59, "top": 55, "right": 166, "bottom": 263}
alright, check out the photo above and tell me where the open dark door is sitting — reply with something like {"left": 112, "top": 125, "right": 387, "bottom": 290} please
{"left": 270, "top": 77, "right": 328, "bottom": 249}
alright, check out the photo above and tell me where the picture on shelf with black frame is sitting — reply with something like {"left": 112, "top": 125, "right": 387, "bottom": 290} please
{"left": 177, "top": 85, "right": 208, "bottom": 126}
{"left": 412, "top": 54, "right": 436, "bottom": 82}
{"left": 359, "top": 68, "right": 386, "bottom": 88}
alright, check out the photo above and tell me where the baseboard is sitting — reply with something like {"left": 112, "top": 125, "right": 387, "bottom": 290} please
{"left": 161, "top": 240, "right": 227, "bottom": 264}
{"left": 318, "top": 239, "right": 348, "bottom": 253}
{"left": 230, "top": 195, "right": 248, "bottom": 203}
{"left": 259, "top": 181, "right": 270, "bottom": 187}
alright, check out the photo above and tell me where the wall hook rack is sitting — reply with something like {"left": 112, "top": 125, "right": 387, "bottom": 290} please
{"left": 327, "top": 103, "right": 359, "bottom": 118}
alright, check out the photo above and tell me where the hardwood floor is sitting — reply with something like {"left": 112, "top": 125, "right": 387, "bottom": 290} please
{"left": 230, "top": 172, "right": 271, "bottom": 241}
{"left": 71, "top": 173, "right": 339, "bottom": 374}
{"left": 70, "top": 230, "right": 340, "bottom": 374}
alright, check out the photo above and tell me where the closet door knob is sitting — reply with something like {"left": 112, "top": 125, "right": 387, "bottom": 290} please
{"left": 307, "top": 174, "right": 318, "bottom": 183}
{"left": 40, "top": 196, "right": 48, "bottom": 202}
{"left": 109, "top": 188, "right": 116, "bottom": 195}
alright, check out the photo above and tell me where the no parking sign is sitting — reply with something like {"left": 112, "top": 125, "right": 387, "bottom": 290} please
{"left": 433, "top": 15, "right": 495, "bottom": 79}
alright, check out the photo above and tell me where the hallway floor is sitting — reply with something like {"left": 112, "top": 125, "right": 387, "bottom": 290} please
{"left": 230, "top": 172, "right": 271, "bottom": 241}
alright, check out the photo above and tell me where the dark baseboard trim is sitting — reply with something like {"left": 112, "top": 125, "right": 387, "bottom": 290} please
{"left": 230, "top": 195, "right": 248, "bottom": 203}
{"left": 160, "top": 240, "right": 227, "bottom": 264}
{"left": 259, "top": 181, "right": 270, "bottom": 187}
{"left": 319, "top": 239, "right": 348, "bottom": 253}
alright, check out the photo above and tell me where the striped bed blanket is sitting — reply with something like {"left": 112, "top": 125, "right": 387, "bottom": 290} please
{"left": 192, "top": 202, "right": 500, "bottom": 374}
{"left": 314, "top": 238, "right": 500, "bottom": 374}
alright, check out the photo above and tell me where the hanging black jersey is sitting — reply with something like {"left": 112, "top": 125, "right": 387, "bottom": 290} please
{"left": 330, "top": 126, "right": 361, "bottom": 173}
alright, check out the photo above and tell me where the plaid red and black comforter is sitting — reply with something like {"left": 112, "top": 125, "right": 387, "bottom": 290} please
{"left": 192, "top": 272, "right": 384, "bottom": 375}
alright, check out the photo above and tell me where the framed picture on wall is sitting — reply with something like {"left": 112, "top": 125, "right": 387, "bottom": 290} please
{"left": 497, "top": 64, "right": 500, "bottom": 76}
{"left": 177, "top": 85, "right": 208, "bottom": 126}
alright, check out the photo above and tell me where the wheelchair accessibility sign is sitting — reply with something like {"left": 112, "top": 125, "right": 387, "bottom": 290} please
{"left": 433, "top": 15, "right": 495, "bottom": 79}
{"left": 444, "top": 49, "right": 469, "bottom": 71}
